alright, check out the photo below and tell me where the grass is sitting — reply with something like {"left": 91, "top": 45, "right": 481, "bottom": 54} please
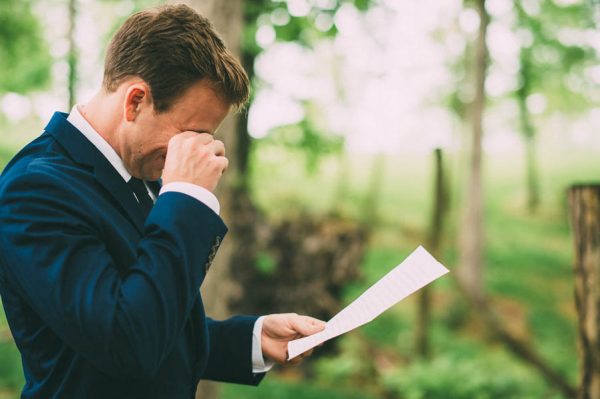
{"left": 222, "top": 378, "right": 378, "bottom": 399}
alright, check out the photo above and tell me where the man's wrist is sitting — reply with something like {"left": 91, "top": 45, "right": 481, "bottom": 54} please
{"left": 252, "top": 316, "right": 274, "bottom": 373}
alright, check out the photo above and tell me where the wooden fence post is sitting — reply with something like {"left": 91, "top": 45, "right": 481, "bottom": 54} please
{"left": 415, "top": 148, "right": 448, "bottom": 358}
{"left": 569, "top": 184, "right": 600, "bottom": 399}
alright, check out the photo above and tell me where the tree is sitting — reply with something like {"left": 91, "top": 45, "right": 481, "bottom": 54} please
{"left": 458, "top": 0, "right": 488, "bottom": 302}
{"left": 513, "top": 0, "right": 596, "bottom": 213}
{"left": 0, "top": 0, "right": 51, "bottom": 94}
{"left": 515, "top": 43, "right": 540, "bottom": 212}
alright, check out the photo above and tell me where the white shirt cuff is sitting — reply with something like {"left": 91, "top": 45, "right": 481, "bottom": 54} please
{"left": 252, "top": 316, "right": 274, "bottom": 373}
{"left": 159, "top": 182, "right": 220, "bottom": 215}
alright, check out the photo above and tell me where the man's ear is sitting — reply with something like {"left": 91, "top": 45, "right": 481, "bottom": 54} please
{"left": 124, "top": 82, "right": 151, "bottom": 122}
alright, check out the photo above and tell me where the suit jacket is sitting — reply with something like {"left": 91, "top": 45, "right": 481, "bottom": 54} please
{"left": 0, "top": 112, "right": 264, "bottom": 398}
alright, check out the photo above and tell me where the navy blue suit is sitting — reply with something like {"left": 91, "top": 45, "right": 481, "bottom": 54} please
{"left": 0, "top": 113, "right": 264, "bottom": 398}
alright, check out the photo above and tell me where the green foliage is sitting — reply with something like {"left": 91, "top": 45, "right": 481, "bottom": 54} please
{"left": 243, "top": 0, "right": 349, "bottom": 60}
{"left": 353, "top": 0, "right": 371, "bottom": 12}
{"left": 262, "top": 106, "right": 344, "bottom": 174}
{"left": 445, "top": 0, "right": 598, "bottom": 124}
{"left": 255, "top": 251, "right": 277, "bottom": 275}
{"left": 313, "top": 334, "right": 375, "bottom": 387}
{"left": 0, "top": 0, "right": 52, "bottom": 94}
{"left": 0, "top": 147, "right": 14, "bottom": 171}
{"left": 222, "top": 376, "right": 377, "bottom": 399}
{"left": 514, "top": 0, "right": 597, "bottom": 115}
{"left": 0, "top": 306, "right": 23, "bottom": 397}
{"left": 247, "top": 0, "right": 362, "bottom": 49}
{"left": 381, "top": 350, "right": 557, "bottom": 399}
{"left": 0, "top": 342, "right": 23, "bottom": 392}
{"left": 244, "top": 0, "right": 374, "bottom": 174}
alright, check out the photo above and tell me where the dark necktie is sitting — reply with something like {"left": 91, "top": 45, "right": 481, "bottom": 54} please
{"left": 127, "top": 177, "right": 153, "bottom": 216}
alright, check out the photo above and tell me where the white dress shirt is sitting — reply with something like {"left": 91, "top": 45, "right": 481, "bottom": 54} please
{"left": 67, "top": 105, "right": 273, "bottom": 374}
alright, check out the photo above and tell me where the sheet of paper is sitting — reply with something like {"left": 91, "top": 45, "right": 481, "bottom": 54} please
{"left": 287, "top": 245, "right": 449, "bottom": 360}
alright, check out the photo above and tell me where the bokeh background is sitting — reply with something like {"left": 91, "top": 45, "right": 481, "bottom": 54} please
{"left": 1, "top": 0, "right": 599, "bottom": 398}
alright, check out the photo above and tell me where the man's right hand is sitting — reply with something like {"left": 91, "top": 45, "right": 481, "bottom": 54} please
{"left": 162, "top": 132, "right": 228, "bottom": 192}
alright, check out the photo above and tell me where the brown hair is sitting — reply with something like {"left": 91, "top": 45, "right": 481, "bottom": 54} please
{"left": 102, "top": 4, "right": 249, "bottom": 112}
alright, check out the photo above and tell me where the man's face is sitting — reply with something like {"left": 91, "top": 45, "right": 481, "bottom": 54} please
{"left": 120, "top": 79, "right": 231, "bottom": 181}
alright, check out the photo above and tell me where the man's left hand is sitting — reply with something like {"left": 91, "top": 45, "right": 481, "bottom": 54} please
{"left": 261, "top": 313, "right": 326, "bottom": 365}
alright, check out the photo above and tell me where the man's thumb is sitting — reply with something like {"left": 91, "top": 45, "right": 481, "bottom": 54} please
{"left": 295, "top": 316, "right": 326, "bottom": 336}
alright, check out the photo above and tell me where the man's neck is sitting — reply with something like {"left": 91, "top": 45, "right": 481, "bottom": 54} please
{"left": 79, "top": 90, "right": 122, "bottom": 158}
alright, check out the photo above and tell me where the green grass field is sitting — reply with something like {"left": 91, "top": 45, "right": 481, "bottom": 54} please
{"left": 0, "top": 126, "right": 597, "bottom": 397}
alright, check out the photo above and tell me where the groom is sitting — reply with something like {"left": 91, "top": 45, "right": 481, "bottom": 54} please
{"left": 0, "top": 4, "right": 324, "bottom": 398}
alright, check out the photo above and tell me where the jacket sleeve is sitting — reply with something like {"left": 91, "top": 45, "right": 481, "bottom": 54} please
{"left": 0, "top": 167, "right": 227, "bottom": 379}
{"left": 201, "top": 316, "right": 266, "bottom": 386}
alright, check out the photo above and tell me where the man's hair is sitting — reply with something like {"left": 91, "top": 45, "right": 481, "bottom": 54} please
{"left": 102, "top": 4, "right": 249, "bottom": 112}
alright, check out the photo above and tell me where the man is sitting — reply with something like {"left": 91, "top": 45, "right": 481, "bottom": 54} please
{"left": 0, "top": 4, "right": 324, "bottom": 398}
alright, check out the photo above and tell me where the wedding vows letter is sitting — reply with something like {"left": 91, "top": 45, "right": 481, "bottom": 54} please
{"left": 287, "top": 246, "right": 449, "bottom": 360}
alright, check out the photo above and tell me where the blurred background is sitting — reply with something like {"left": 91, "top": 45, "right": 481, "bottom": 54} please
{"left": 0, "top": 0, "right": 599, "bottom": 398}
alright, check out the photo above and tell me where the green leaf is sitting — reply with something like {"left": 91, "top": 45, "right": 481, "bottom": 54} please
{"left": 0, "top": 0, "right": 52, "bottom": 94}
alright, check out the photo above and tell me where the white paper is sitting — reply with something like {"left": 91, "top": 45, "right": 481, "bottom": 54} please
{"left": 287, "top": 245, "right": 449, "bottom": 360}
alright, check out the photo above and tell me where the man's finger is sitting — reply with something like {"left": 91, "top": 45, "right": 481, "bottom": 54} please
{"left": 176, "top": 131, "right": 214, "bottom": 144}
{"left": 302, "top": 348, "right": 314, "bottom": 357}
{"left": 290, "top": 315, "right": 326, "bottom": 336}
{"left": 287, "top": 356, "right": 303, "bottom": 365}
{"left": 287, "top": 348, "right": 314, "bottom": 365}
{"left": 211, "top": 140, "right": 225, "bottom": 157}
{"left": 217, "top": 156, "right": 229, "bottom": 174}
{"left": 192, "top": 132, "right": 215, "bottom": 144}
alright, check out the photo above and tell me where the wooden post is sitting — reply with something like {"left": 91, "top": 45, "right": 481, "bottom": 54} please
{"left": 415, "top": 148, "right": 448, "bottom": 358}
{"left": 569, "top": 184, "right": 600, "bottom": 399}
{"left": 362, "top": 153, "right": 386, "bottom": 225}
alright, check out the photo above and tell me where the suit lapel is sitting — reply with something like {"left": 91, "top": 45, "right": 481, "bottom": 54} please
{"left": 44, "top": 112, "right": 147, "bottom": 234}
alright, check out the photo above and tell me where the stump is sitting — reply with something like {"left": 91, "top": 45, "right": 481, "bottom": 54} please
{"left": 230, "top": 214, "right": 368, "bottom": 323}
{"left": 569, "top": 184, "right": 600, "bottom": 399}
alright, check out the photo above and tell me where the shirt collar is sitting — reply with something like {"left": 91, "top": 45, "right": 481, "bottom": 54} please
{"left": 66, "top": 105, "right": 131, "bottom": 182}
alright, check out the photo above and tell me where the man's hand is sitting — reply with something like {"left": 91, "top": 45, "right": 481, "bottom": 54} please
{"left": 162, "top": 132, "right": 228, "bottom": 192}
{"left": 261, "top": 313, "right": 326, "bottom": 365}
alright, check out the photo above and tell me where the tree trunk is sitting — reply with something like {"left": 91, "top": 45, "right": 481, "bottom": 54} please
{"left": 362, "top": 153, "right": 385, "bottom": 225}
{"left": 524, "top": 133, "right": 539, "bottom": 211}
{"left": 235, "top": 42, "right": 258, "bottom": 189}
{"left": 67, "top": 0, "right": 77, "bottom": 109}
{"left": 569, "top": 185, "right": 600, "bottom": 399}
{"left": 458, "top": 0, "right": 488, "bottom": 302}
{"left": 168, "top": 2, "right": 245, "bottom": 399}
{"left": 416, "top": 148, "right": 449, "bottom": 358}
{"left": 517, "top": 48, "right": 540, "bottom": 213}
{"left": 333, "top": 151, "right": 350, "bottom": 214}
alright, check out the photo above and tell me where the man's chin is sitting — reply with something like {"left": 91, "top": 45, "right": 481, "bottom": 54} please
{"left": 141, "top": 165, "right": 164, "bottom": 182}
